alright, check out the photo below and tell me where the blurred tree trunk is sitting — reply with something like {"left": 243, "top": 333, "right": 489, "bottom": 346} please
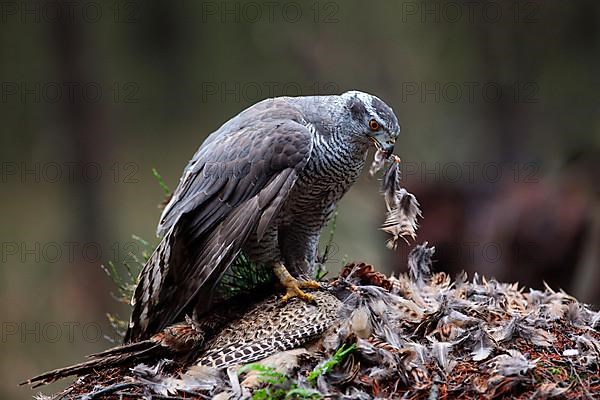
{"left": 49, "top": 1, "right": 113, "bottom": 313}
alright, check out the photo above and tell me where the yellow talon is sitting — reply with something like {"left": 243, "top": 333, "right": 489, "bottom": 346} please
{"left": 297, "top": 280, "right": 321, "bottom": 289}
{"left": 273, "top": 262, "right": 320, "bottom": 303}
{"left": 281, "top": 285, "right": 316, "bottom": 303}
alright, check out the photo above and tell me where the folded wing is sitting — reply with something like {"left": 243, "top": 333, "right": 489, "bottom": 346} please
{"left": 126, "top": 101, "right": 313, "bottom": 342}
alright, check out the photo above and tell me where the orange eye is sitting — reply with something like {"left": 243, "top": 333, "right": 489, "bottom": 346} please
{"left": 369, "top": 119, "right": 380, "bottom": 131}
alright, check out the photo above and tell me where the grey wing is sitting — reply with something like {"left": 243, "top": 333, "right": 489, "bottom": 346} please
{"left": 126, "top": 103, "right": 313, "bottom": 342}
{"left": 157, "top": 97, "right": 289, "bottom": 237}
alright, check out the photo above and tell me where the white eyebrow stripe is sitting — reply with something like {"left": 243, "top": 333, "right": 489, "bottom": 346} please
{"left": 357, "top": 92, "right": 377, "bottom": 117}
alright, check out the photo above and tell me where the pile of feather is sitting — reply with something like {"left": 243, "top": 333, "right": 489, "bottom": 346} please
{"left": 28, "top": 246, "right": 600, "bottom": 399}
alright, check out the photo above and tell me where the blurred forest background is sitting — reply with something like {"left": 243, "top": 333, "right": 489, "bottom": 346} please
{"left": 1, "top": 0, "right": 599, "bottom": 398}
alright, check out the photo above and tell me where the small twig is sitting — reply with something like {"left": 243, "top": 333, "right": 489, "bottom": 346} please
{"left": 81, "top": 382, "right": 138, "bottom": 399}
{"left": 321, "top": 211, "right": 338, "bottom": 264}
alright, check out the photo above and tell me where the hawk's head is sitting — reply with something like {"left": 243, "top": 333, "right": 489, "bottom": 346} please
{"left": 342, "top": 91, "right": 400, "bottom": 157}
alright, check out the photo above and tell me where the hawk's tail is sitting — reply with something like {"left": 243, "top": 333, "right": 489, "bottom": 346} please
{"left": 21, "top": 340, "right": 159, "bottom": 387}
{"left": 125, "top": 226, "right": 179, "bottom": 343}
{"left": 23, "top": 318, "right": 207, "bottom": 387}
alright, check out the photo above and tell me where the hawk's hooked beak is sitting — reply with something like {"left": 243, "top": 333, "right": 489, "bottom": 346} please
{"left": 368, "top": 132, "right": 395, "bottom": 158}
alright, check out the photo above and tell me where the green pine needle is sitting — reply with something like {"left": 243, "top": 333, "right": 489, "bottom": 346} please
{"left": 321, "top": 211, "right": 338, "bottom": 263}
{"left": 101, "top": 234, "right": 153, "bottom": 337}
{"left": 152, "top": 167, "right": 171, "bottom": 195}
{"left": 214, "top": 253, "right": 275, "bottom": 302}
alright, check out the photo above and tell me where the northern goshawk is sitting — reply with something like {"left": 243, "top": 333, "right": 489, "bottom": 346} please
{"left": 125, "top": 90, "right": 400, "bottom": 342}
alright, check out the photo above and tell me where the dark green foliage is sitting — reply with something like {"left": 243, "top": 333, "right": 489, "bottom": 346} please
{"left": 239, "top": 364, "right": 321, "bottom": 400}
{"left": 213, "top": 253, "right": 276, "bottom": 303}
{"left": 102, "top": 234, "right": 152, "bottom": 338}
{"left": 307, "top": 343, "right": 356, "bottom": 383}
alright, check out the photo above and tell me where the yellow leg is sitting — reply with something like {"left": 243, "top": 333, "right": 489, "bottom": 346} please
{"left": 273, "top": 262, "right": 320, "bottom": 303}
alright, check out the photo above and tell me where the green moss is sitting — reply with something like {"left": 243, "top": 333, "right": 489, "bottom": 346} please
{"left": 239, "top": 364, "right": 321, "bottom": 400}
{"left": 307, "top": 343, "right": 356, "bottom": 383}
